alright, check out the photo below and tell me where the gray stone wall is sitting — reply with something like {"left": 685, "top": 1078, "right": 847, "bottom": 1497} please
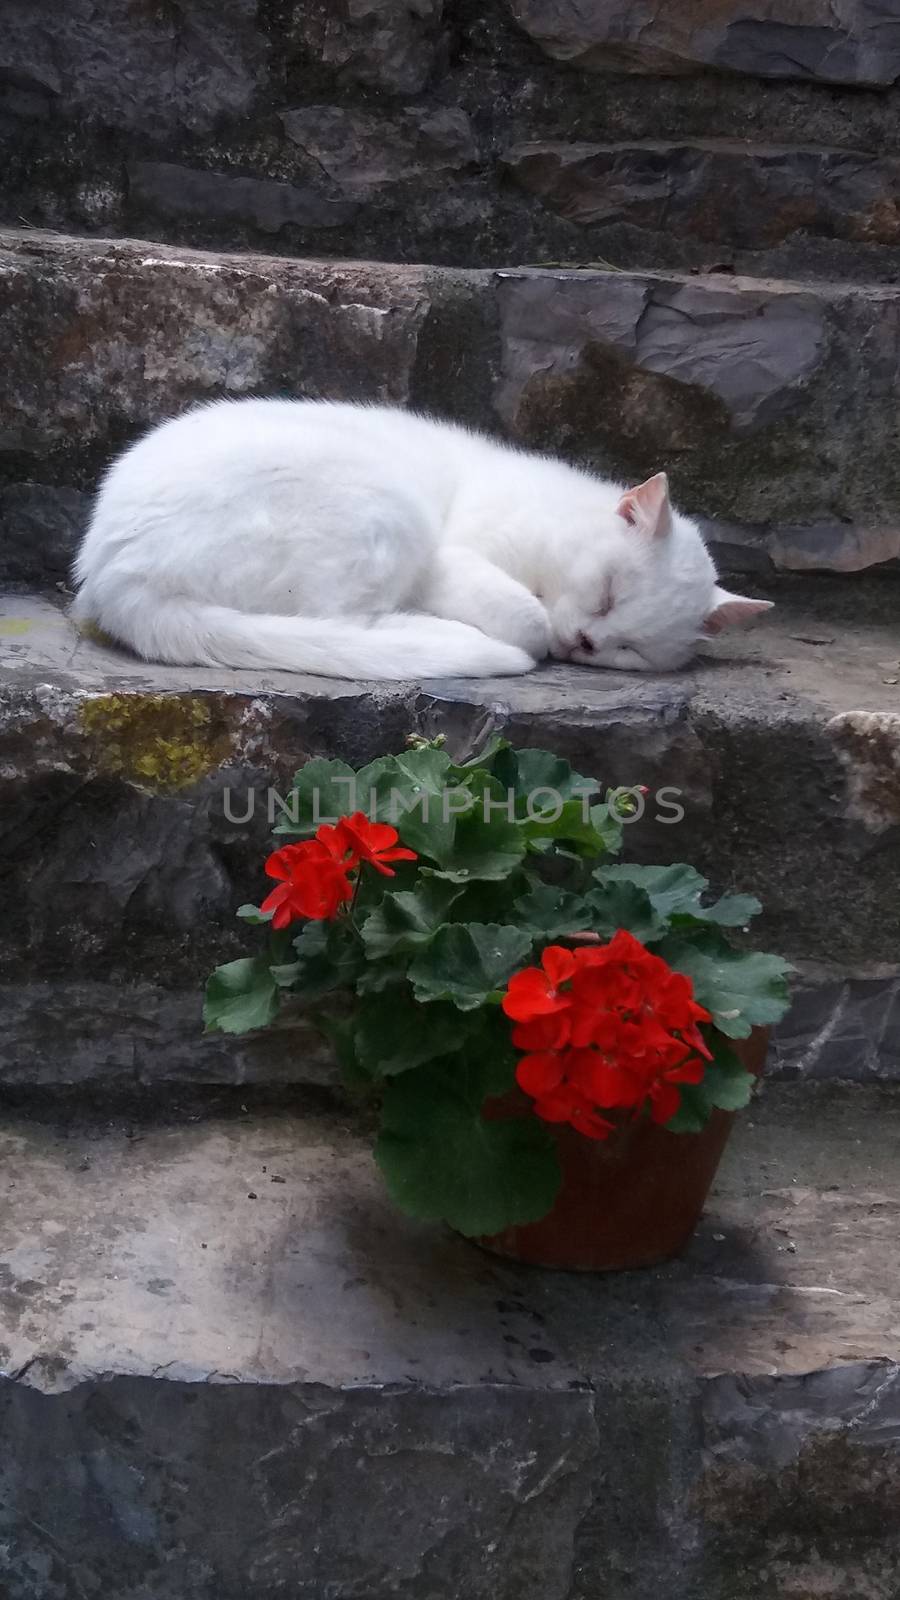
{"left": 0, "top": 593, "right": 898, "bottom": 1089}
{"left": 3, "top": 0, "right": 900, "bottom": 284}
{"left": 5, "top": 8, "right": 900, "bottom": 578}
{"left": 4, "top": 231, "right": 900, "bottom": 583}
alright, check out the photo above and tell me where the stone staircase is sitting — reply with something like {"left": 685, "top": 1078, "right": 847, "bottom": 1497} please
{"left": 3, "top": 1085, "right": 900, "bottom": 1600}
{"left": 2, "top": 4, "right": 900, "bottom": 1595}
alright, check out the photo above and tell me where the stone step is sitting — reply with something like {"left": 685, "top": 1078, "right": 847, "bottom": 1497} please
{"left": 0, "top": 588, "right": 898, "bottom": 1092}
{"left": 500, "top": 137, "right": 900, "bottom": 284}
{"left": 3, "top": 227, "right": 900, "bottom": 583}
{"left": 4, "top": 0, "right": 900, "bottom": 287}
{"left": 1, "top": 1083, "right": 899, "bottom": 1598}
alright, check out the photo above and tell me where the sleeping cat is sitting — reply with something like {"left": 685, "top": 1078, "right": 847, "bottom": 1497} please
{"left": 73, "top": 399, "right": 771, "bottom": 679}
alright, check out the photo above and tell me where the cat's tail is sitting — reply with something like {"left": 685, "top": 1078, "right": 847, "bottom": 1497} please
{"left": 72, "top": 593, "right": 536, "bottom": 680}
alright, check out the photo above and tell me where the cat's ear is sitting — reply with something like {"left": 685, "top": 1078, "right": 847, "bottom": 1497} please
{"left": 703, "top": 586, "right": 774, "bottom": 635}
{"left": 616, "top": 472, "right": 673, "bottom": 540}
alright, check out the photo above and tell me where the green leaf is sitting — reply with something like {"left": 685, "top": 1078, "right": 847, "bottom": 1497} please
{"left": 673, "top": 894, "right": 762, "bottom": 929}
{"left": 351, "top": 854, "right": 419, "bottom": 919}
{"left": 357, "top": 747, "right": 478, "bottom": 864}
{"left": 663, "top": 1092, "right": 708, "bottom": 1134}
{"left": 355, "top": 963, "right": 408, "bottom": 996}
{"left": 365, "top": 754, "right": 462, "bottom": 862}
{"left": 357, "top": 748, "right": 456, "bottom": 836}
{"left": 659, "top": 930, "right": 792, "bottom": 1038}
{"left": 203, "top": 957, "right": 279, "bottom": 1035}
{"left": 583, "top": 881, "right": 666, "bottom": 944}
{"left": 408, "top": 923, "right": 533, "bottom": 1010}
{"left": 513, "top": 883, "right": 592, "bottom": 937}
{"left": 491, "top": 747, "right": 597, "bottom": 811}
{"left": 426, "top": 779, "right": 527, "bottom": 882}
{"left": 465, "top": 1008, "right": 521, "bottom": 1097}
{"left": 270, "top": 961, "right": 302, "bottom": 988}
{"left": 453, "top": 734, "right": 511, "bottom": 772}
{"left": 375, "top": 1061, "right": 561, "bottom": 1234}
{"left": 274, "top": 757, "right": 358, "bottom": 837}
{"left": 594, "top": 863, "right": 760, "bottom": 929}
{"left": 315, "top": 1011, "right": 372, "bottom": 1090}
{"left": 443, "top": 869, "right": 532, "bottom": 926}
{"left": 520, "top": 797, "right": 614, "bottom": 856}
{"left": 595, "top": 863, "right": 708, "bottom": 917}
{"left": 291, "top": 919, "right": 364, "bottom": 1001}
{"left": 354, "top": 992, "right": 471, "bottom": 1078}
{"left": 589, "top": 802, "right": 624, "bottom": 857}
{"left": 236, "top": 903, "right": 272, "bottom": 925}
{"left": 360, "top": 879, "right": 464, "bottom": 960}
{"left": 703, "top": 1056, "right": 756, "bottom": 1111}
{"left": 380, "top": 746, "right": 456, "bottom": 795}
{"left": 665, "top": 1035, "right": 756, "bottom": 1131}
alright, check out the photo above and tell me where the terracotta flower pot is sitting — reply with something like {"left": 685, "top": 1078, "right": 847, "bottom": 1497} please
{"left": 478, "top": 1028, "right": 768, "bottom": 1272}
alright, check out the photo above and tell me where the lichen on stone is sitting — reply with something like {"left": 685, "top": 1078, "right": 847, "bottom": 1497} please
{"left": 74, "top": 616, "right": 117, "bottom": 648}
{"left": 78, "top": 692, "right": 232, "bottom": 790}
{"left": 828, "top": 710, "right": 900, "bottom": 832}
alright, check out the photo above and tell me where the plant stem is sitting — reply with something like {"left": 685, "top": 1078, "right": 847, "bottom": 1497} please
{"left": 343, "top": 866, "right": 366, "bottom": 943}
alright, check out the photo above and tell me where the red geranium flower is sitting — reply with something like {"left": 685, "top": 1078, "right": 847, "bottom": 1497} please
{"left": 503, "top": 934, "right": 712, "bottom": 1139}
{"left": 260, "top": 841, "right": 354, "bottom": 928}
{"left": 501, "top": 947, "right": 576, "bottom": 1022}
{"left": 515, "top": 1051, "right": 565, "bottom": 1098}
{"left": 646, "top": 1052, "right": 707, "bottom": 1124}
{"left": 531, "top": 1077, "right": 616, "bottom": 1141}
{"left": 318, "top": 812, "right": 417, "bottom": 877}
{"left": 567, "top": 1100, "right": 617, "bottom": 1142}
{"left": 511, "top": 1011, "right": 572, "bottom": 1052}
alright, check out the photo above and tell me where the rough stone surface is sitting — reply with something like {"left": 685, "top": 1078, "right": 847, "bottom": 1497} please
{"left": 0, "top": 983, "right": 336, "bottom": 1090}
{"left": 622, "top": 515, "right": 900, "bottom": 581}
{"left": 3, "top": 968, "right": 899, "bottom": 1092}
{"left": 497, "top": 267, "right": 827, "bottom": 435}
{"left": 5, "top": 3, "right": 900, "bottom": 281}
{"left": 4, "top": 229, "right": 900, "bottom": 578}
{"left": 280, "top": 103, "right": 479, "bottom": 200}
{"left": 1, "top": 0, "right": 268, "bottom": 136}
{"left": 0, "top": 589, "right": 898, "bottom": 1090}
{"left": 829, "top": 710, "right": 900, "bottom": 831}
{"left": 493, "top": 265, "right": 900, "bottom": 530}
{"left": 285, "top": 0, "right": 447, "bottom": 95}
{"left": 506, "top": 0, "right": 900, "bottom": 87}
{"left": 772, "top": 965, "right": 900, "bottom": 1082}
{"left": 693, "top": 1365, "right": 900, "bottom": 1599}
{"left": 127, "top": 160, "right": 358, "bottom": 235}
{"left": 123, "top": 107, "right": 479, "bottom": 241}
{"left": 769, "top": 520, "right": 900, "bottom": 574}
{"left": 0, "top": 484, "right": 88, "bottom": 587}
{"left": 0, "top": 232, "right": 434, "bottom": 478}
{"left": 503, "top": 138, "right": 900, "bottom": 248}
{"left": 1, "top": 1087, "right": 899, "bottom": 1597}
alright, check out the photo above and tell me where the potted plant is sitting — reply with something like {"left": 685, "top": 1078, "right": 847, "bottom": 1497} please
{"left": 204, "top": 738, "right": 791, "bottom": 1271}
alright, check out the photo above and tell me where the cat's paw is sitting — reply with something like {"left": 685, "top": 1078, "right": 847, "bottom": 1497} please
{"left": 498, "top": 595, "right": 552, "bottom": 661}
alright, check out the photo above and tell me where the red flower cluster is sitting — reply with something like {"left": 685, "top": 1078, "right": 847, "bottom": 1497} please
{"left": 501, "top": 931, "right": 711, "bottom": 1139}
{"left": 260, "top": 812, "right": 417, "bottom": 929}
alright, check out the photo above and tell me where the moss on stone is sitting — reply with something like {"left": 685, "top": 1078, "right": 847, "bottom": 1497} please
{"left": 79, "top": 693, "right": 231, "bottom": 790}
{"left": 75, "top": 617, "right": 118, "bottom": 649}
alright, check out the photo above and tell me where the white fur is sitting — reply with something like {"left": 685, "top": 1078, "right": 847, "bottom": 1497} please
{"left": 73, "top": 400, "right": 770, "bottom": 680}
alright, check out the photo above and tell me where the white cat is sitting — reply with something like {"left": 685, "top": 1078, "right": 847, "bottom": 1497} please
{"left": 73, "top": 399, "right": 771, "bottom": 680}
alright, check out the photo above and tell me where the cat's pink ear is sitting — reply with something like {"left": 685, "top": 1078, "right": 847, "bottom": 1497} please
{"left": 703, "top": 586, "right": 774, "bottom": 635}
{"left": 616, "top": 473, "right": 673, "bottom": 540}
